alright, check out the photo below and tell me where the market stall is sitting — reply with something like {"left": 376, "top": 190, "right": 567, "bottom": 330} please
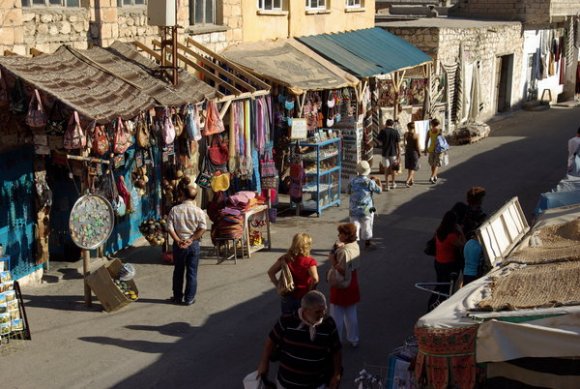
{"left": 412, "top": 198, "right": 580, "bottom": 388}
{"left": 297, "top": 27, "right": 434, "bottom": 166}
{"left": 0, "top": 38, "right": 271, "bottom": 282}
{"left": 222, "top": 38, "right": 361, "bottom": 213}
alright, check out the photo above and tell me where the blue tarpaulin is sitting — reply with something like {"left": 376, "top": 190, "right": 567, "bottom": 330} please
{"left": 297, "top": 27, "right": 432, "bottom": 78}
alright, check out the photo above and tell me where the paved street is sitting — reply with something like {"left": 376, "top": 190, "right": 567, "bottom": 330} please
{"left": 2, "top": 105, "right": 579, "bottom": 388}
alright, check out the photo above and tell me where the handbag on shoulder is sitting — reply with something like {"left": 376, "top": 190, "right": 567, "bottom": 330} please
{"left": 276, "top": 255, "right": 295, "bottom": 296}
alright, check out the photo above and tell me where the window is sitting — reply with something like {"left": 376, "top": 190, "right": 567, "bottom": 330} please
{"left": 118, "top": 0, "right": 146, "bottom": 5}
{"left": 22, "top": 0, "right": 80, "bottom": 6}
{"left": 305, "top": 0, "right": 326, "bottom": 10}
{"left": 345, "top": 0, "right": 361, "bottom": 8}
{"left": 190, "top": 0, "right": 216, "bottom": 25}
{"left": 258, "top": 0, "right": 282, "bottom": 11}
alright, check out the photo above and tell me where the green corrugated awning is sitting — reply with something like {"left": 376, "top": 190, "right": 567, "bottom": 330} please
{"left": 297, "top": 27, "right": 432, "bottom": 78}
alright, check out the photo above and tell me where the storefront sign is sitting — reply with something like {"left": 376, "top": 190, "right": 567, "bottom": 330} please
{"left": 290, "top": 118, "right": 307, "bottom": 140}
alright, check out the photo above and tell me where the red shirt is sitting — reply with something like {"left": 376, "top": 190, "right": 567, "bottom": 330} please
{"left": 288, "top": 255, "right": 317, "bottom": 299}
{"left": 435, "top": 231, "right": 462, "bottom": 264}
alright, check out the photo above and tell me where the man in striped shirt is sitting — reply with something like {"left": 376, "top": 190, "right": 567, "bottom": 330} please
{"left": 258, "top": 291, "right": 343, "bottom": 388}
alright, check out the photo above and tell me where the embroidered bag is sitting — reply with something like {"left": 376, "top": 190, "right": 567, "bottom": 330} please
{"left": 64, "top": 111, "right": 86, "bottom": 150}
{"left": 162, "top": 108, "right": 176, "bottom": 145}
{"left": 202, "top": 100, "right": 225, "bottom": 136}
{"left": 195, "top": 155, "right": 213, "bottom": 190}
{"left": 208, "top": 134, "right": 229, "bottom": 166}
{"left": 260, "top": 148, "right": 277, "bottom": 178}
{"left": 25, "top": 89, "right": 48, "bottom": 129}
{"left": 276, "top": 255, "right": 295, "bottom": 296}
{"left": 46, "top": 101, "right": 67, "bottom": 135}
{"left": 113, "top": 117, "right": 133, "bottom": 154}
{"left": 110, "top": 170, "right": 126, "bottom": 217}
{"left": 91, "top": 123, "right": 109, "bottom": 156}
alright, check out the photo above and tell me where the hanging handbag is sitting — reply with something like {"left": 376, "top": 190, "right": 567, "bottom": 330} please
{"left": 211, "top": 171, "right": 231, "bottom": 192}
{"left": 10, "top": 78, "right": 27, "bottom": 114}
{"left": 208, "top": 134, "right": 229, "bottom": 166}
{"left": 91, "top": 123, "right": 110, "bottom": 156}
{"left": 110, "top": 170, "right": 126, "bottom": 217}
{"left": 174, "top": 110, "right": 184, "bottom": 137}
{"left": 162, "top": 108, "right": 176, "bottom": 145}
{"left": 196, "top": 155, "right": 213, "bottom": 190}
{"left": 202, "top": 100, "right": 225, "bottom": 136}
{"left": 185, "top": 103, "right": 202, "bottom": 141}
{"left": 260, "top": 148, "right": 277, "bottom": 178}
{"left": 276, "top": 255, "right": 295, "bottom": 296}
{"left": 136, "top": 113, "right": 150, "bottom": 148}
{"left": 46, "top": 100, "right": 67, "bottom": 135}
{"left": 25, "top": 89, "right": 48, "bottom": 129}
{"left": 63, "top": 111, "right": 87, "bottom": 150}
{"left": 113, "top": 117, "right": 133, "bottom": 154}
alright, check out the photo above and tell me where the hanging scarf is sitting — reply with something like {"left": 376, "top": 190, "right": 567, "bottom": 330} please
{"left": 229, "top": 103, "right": 237, "bottom": 172}
{"left": 244, "top": 99, "right": 252, "bottom": 172}
{"left": 297, "top": 308, "right": 324, "bottom": 342}
{"left": 256, "top": 97, "right": 265, "bottom": 154}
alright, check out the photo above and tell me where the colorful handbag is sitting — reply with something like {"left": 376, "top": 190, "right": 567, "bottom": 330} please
{"left": 162, "top": 108, "right": 176, "bottom": 145}
{"left": 211, "top": 171, "right": 231, "bottom": 192}
{"left": 91, "top": 123, "right": 110, "bottom": 156}
{"left": 25, "top": 89, "right": 48, "bottom": 129}
{"left": 208, "top": 134, "right": 229, "bottom": 166}
{"left": 202, "top": 100, "right": 225, "bottom": 136}
{"left": 195, "top": 155, "right": 213, "bottom": 189}
{"left": 113, "top": 117, "right": 133, "bottom": 154}
{"left": 260, "top": 149, "right": 277, "bottom": 178}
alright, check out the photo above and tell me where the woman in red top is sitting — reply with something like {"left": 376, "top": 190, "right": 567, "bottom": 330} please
{"left": 428, "top": 211, "right": 465, "bottom": 311}
{"left": 268, "top": 233, "right": 319, "bottom": 314}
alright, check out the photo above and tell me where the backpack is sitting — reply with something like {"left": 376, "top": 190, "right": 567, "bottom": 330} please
{"left": 435, "top": 134, "right": 450, "bottom": 153}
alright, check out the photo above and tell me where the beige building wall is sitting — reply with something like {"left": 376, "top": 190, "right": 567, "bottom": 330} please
{"left": 239, "top": 0, "right": 375, "bottom": 43}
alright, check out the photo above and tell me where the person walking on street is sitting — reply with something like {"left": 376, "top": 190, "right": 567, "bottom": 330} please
{"left": 463, "top": 186, "right": 487, "bottom": 239}
{"left": 166, "top": 185, "right": 207, "bottom": 305}
{"left": 427, "top": 210, "right": 465, "bottom": 311}
{"left": 377, "top": 119, "right": 401, "bottom": 190}
{"left": 267, "top": 233, "right": 319, "bottom": 314}
{"left": 257, "top": 290, "right": 343, "bottom": 389}
{"left": 567, "top": 126, "right": 580, "bottom": 176}
{"left": 403, "top": 122, "right": 421, "bottom": 187}
{"left": 424, "top": 118, "right": 444, "bottom": 184}
{"left": 328, "top": 223, "right": 361, "bottom": 348}
{"left": 349, "top": 161, "right": 382, "bottom": 248}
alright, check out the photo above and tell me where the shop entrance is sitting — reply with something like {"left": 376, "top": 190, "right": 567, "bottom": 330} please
{"left": 496, "top": 54, "right": 513, "bottom": 113}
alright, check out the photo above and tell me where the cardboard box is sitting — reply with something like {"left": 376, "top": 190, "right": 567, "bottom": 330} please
{"left": 87, "top": 259, "right": 138, "bottom": 313}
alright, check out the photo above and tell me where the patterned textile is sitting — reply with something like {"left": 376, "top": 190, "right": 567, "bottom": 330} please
{"left": 414, "top": 325, "right": 480, "bottom": 389}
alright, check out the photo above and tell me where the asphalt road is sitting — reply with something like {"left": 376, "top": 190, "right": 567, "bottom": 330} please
{"left": 2, "top": 105, "right": 579, "bottom": 388}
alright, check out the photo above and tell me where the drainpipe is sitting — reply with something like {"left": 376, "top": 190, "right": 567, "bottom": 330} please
{"left": 287, "top": 1, "right": 291, "bottom": 38}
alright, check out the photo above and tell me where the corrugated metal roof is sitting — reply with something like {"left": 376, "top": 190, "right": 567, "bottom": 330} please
{"left": 297, "top": 27, "right": 432, "bottom": 78}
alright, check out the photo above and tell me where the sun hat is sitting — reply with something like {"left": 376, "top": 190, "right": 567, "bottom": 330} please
{"left": 356, "top": 160, "right": 371, "bottom": 176}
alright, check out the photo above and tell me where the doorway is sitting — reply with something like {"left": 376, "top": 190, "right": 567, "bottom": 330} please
{"left": 496, "top": 54, "right": 513, "bottom": 113}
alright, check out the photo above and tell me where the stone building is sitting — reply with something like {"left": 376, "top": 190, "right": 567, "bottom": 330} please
{"left": 378, "top": 18, "right": 524, "bottom": 127}
{"left": 450, "top": 0, "right": 580, "bottom": 102}
{"left": 0, "top": 0, "right": 375, "bottom": 56}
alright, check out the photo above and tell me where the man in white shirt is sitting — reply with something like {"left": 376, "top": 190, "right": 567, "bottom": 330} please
{"left": 167, "top": 185, "right": 207, "bottom": 305}
{"left": 568, "top": 126, "right": 580, "bottom": 176}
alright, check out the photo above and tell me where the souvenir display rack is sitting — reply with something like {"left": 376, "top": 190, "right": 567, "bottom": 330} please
{"left": 299, "top": 137, "right": 342, "bottom": 216}
{"left": 0, "top": 266, "right": 32, "bottom": 347}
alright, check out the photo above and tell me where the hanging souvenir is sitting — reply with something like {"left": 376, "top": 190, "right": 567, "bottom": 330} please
{"left": 91, "top": 122, "right": 110, "bottom": 156}
{"left": 185, "top": 103, "right": 201, "bottom": 141}
{"left": 113, "top": 117, "right": 133, "bottom": 154}
{"left": 173, "top": 109, "right": 184, "bottom": 137}
{"left": 202, "top": 100, "right": 225, "bottom": 136}
{"left": 208, "top": 134, "right": 229, "bottom": 166}
{"left": 25, "top": 89, "right": 48, "bottom": 129}
{"left": 162, "top": 108, "right": 176, "bottom": 145}
{"left": 136, "top": 113, "right": 151, "bottom": 148}
{"left": 63, "top": 111, "right": 87, "bottom": 150}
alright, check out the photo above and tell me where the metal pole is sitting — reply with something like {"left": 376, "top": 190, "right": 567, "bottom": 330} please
{"left": 83, "top": 249, "right": 92, "bottom": 307}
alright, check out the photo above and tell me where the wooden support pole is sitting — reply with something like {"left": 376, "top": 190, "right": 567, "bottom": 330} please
{"left": 83, "top": 249, "right": 92, "bottom": 307}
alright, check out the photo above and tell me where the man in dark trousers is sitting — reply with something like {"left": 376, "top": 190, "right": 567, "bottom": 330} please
{"left": 166, "top": 184, "right": 206, "bottom": 305}
{"left": 377, "top": 119, "right": 401, "bottom": 191}
{"left": 257, "top": 290, "right": 343, "bottom": 389}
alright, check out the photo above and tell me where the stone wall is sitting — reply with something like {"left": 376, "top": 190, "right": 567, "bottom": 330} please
{"left": 450, "top": 0, "right": 580, "bottom": 28}
{"left": 384, "top": 23, "right": 524, "bottom": 122}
